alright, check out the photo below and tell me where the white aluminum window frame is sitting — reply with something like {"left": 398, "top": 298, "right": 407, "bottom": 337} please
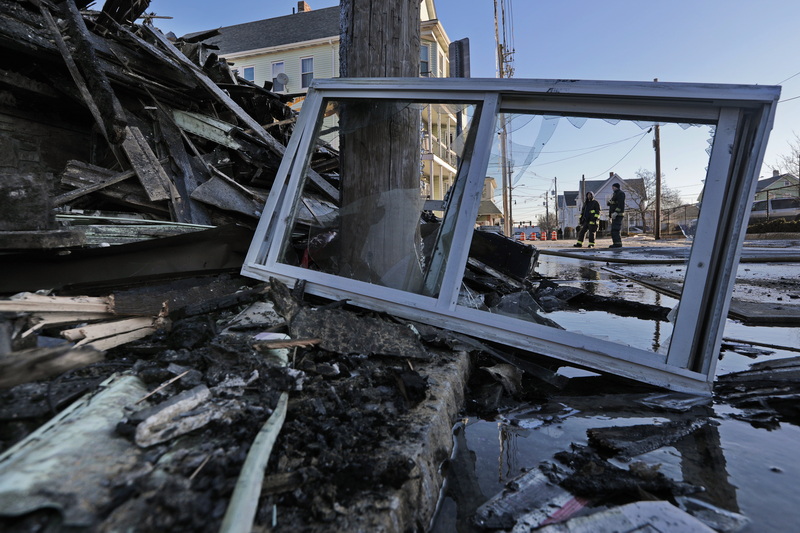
{"left": 241, "top": 77, "right": 779, "bottom": 395}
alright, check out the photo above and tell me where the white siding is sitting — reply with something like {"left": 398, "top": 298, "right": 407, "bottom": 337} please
{"left": 224, "top": 41, "right": 339, "bottom": 93}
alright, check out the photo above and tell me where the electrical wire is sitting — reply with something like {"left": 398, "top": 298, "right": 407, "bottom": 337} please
{"left": 588, "top": 131, "right": 651, "bottom": 179}
{"left": 778, "top": 95, "right": 800, "bottom": 104}
{"left": 777, "top": 71, "right": 800, "bottom": 85}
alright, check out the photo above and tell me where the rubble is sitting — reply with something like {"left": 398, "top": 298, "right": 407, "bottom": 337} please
{"left": 0, "top": 2, "right": 796, "bottom": 532}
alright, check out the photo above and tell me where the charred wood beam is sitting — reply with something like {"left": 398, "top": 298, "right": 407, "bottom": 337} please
{"left": 46, "top": 0, "right": 127, "bottom": 145}
{"left": 33, "top": 0, "right": 115, "bottom": 150}
{"left": 0, "top": 5, "right": 58, "bottom": 56}
{"left": 55, "top": 160, "right": 138, "bottom": 206}
{"left": 100, "top": 0, "right": 151, "bottom": 26}
{"left": 120, "top": 125, "right": 173, "bottom": 202}
{"left": 153, "top": 104, "right": 213, "bottom": 225}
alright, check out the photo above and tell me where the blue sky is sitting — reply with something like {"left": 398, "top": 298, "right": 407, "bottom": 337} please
{"left": 148, "top": 0, "right": 800, "bottom": 218}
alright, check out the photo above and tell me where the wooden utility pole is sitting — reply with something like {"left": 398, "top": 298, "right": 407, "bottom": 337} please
{"left": 653, "top": 78, "right": 662, "bottom": 239}
{"left": 553, "top": 176, "right": 558, "bottom": 236}
{"left": 494, "top": 0, "right": 514, "bottom": 236}
{"left": 339, "top": 0, "right": 422, "bottom": 289}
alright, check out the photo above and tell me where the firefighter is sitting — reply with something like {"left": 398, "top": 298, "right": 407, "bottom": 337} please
{"left": 573, "top": 191, "right": 600, "bottom": 248}
{"left": 607, "top": 182, "right": 625, "bottom": 248}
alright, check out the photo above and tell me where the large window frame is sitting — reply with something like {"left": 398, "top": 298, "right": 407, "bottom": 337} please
{"left": 241, "top": 77, "right": 779, "bottom": 395}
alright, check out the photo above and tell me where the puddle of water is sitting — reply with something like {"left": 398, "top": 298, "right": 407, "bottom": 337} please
{"left": 430, "top": 255, "right": 800, "bottom": 532}
{"left": 431, "top": 380, "right": 800, "bottom": 532}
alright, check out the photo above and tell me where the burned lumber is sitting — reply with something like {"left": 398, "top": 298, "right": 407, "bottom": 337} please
{"left": 153, "top": 105, "right": 213, "bottom": 225}
{"left": 0, "top": 225, "right": 253, "bottom": 295}
{"left": 0, "top": 293, "right": 113, "bottom": 314}
{"left": 121, "top": 126, "right": 172, "bottom": 202}
{"left": 568, "top": 292, "right": 672, "bottom": 321}
{"left": 37, "top": 0, "right": 127, "bottom": 146}
{"left": 100, "top": 0, "right": 151, "bottom": 26}
{"left": 55, "top": 160, "right": 138, "bottom": 206}
{"left": 62, "top": 316, "right": 166, "bottom": 348}
{"left": 0, "top": 344, "right": 104, "bottom": 389}
{"left": 110, "top": 275, "right": 252, "bottom": 316}
{"left": 290, "top": 307, "right": 432, "bottom": 360}
{"left": 470, "top": 229, "right": 539, "bottom": 282}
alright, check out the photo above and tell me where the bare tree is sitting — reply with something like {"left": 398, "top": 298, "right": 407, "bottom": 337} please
{"left": 773, "top": 132, "right": 800, "bottom": 176}
{"left": 339, "top": 0, "right": 422, "bottom": 289}
{"left": 626, "top": 168, "right": 681, "bottom": 230}
{"left": 536, "top": 212, "right": 557, "bottom": 234}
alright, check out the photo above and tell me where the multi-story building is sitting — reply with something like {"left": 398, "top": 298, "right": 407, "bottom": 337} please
{"left": 193, "top": 1, "right": 461, "bottom": 207}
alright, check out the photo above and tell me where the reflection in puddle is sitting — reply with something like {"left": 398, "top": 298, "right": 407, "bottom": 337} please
{"left": 522, "top": 255, "right": 679, "bottom": 352}
{"left": 432, "top": 383, "right": 800, "bottom": 532}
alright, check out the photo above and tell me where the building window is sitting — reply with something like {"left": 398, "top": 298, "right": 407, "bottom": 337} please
{"left": 272, "top": 62, "right": 286, "bottom": 92}
{"left": 420, "top": 45, "right": 430, "bottom": 77}
{"left": 234, "top": 65, "right": 255, "bottom": 82}
{"left": 301, "top": 57, "right": 314, "bottom": 88}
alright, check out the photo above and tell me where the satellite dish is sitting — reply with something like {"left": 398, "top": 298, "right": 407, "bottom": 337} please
{"left": 276, "top": 73, "right": 289, "bottom": 85}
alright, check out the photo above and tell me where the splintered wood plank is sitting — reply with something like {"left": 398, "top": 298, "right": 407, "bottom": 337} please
{"left": 0, "top": 293, "right": 112, "bottom": 314}
{"left": 121, "top": 126, "right": 172, "bottom": 202}
{"left": 61, "top": 317, "right": 159, "bottom": 342}
{"left": 77, "top": 326, "right": 158, "bottom": 351}
{"left": 23, "top": 312, "right": 115, "bottom": 337}
{"left": 55, "top": 161, "right": 139, "bottom": 206}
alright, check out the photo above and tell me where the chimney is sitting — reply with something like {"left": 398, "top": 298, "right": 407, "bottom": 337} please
{"left": 609, "top": 172, "right": 614, "bottom": 178}
{"left": 773, "top": 169, "right": 780, "bottom": 177}
{"left": 297, "top": 1, "right": 311, "bottom": 12}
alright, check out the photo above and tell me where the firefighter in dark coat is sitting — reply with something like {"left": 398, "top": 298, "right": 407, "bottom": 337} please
{"left": 607, "top": 182, "right": 625, "bottom": 248}
{"left": 573, "top": 191, "right": 600, "bottom": 248}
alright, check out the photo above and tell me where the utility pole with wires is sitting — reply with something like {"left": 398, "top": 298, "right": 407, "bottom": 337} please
{"left": 494, "top": 0, "right": 515, "bottom": 235}
{"left": 553, "top": 176, "right": 559, "bottom": 236}
{"left": 653, "top": 78, "right": 662, "bottom": 239}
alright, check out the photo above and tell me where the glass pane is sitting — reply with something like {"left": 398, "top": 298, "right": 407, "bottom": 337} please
{"left": 277, "top": 98, "right": 480, "bottom": 297}
{"left": 462, "top": 110, "right": 716, "bottom": 354}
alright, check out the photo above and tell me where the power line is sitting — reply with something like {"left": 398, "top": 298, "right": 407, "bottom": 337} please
{"left": 587, "top": 131, "right": 651, "bottom": 179}
{"left": 777, "top": 71, "right": 800, "bottom": 85}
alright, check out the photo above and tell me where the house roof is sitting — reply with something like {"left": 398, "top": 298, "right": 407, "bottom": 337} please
{"left": 756, "top": 173, "right": 797, "bottom": 192}
{"left": 189, "top": 6, "right": 340, "bottom": 56}
{"left": 563, "top": 191, "right": 579, "bottom": 207}
{"left": 573, "top": 175, "right": 645, "bottom": 201}
{"left": 478, "top": 200, "right": 502, "bottom": 216}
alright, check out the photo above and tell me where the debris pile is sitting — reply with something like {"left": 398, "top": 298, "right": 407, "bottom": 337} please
{"left": 1, "top": 0, "right": 304, "bottom": 262}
